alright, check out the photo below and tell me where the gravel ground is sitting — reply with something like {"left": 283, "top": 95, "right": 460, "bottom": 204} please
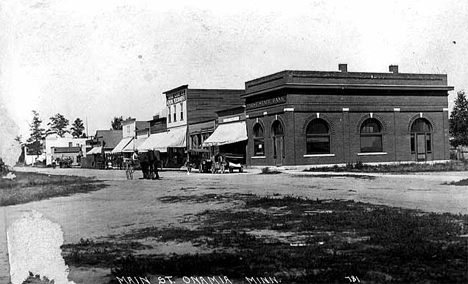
{"left": 2, "top": 166, "right": 468, "bottom": 283}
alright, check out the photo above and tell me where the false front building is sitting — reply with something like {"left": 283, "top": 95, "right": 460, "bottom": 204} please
{"left": 139, "top": 85, "right": 244, "bottom": 167}
{"left": 242, "top": 65, "right": 453, "bottom": 167}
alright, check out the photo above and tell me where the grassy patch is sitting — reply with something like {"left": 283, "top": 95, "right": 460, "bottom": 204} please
{"left": 293, "top": 174, "right": 376, "bottom": 180}
{"left": 63, "top": 195, "right": 468, "bottom": 284}
{"left": 158, "top": 193, "right": 255, "bottom": 204}
{"left": 0, "top": 171, "right": 107, "bottom": 206}
{"left": 61, "top": 238, "right": 150, "bottom": 267}
{"left": 446, "top": 178, "right": 468, "bottom": 186}
{"left": 305, "top": 160, "right": 468, "bottom": 173}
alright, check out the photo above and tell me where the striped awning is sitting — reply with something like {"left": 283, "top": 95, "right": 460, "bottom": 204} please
{"left": 86, "top": 146, "right": 103, "bottom": 155}
{"left": 111, "top": 137, "right": 133, "bottom": 154}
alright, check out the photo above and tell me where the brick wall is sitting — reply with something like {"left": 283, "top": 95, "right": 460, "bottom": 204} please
{"left": 246, "top": 90, "right": 450, "bottom": 167}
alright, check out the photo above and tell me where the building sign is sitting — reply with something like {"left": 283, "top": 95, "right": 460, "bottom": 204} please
{"left": 166, "top": 90, "right": 187, "bottom": 106}
{"left": 246, "top": 96, "right": 286, "bottom": 109}
{"left": 222, "top": 116, "right": 240, "bottom": 123}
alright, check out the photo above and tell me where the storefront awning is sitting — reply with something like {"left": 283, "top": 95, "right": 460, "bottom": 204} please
{"left": 86, "top": 146, "right": 103, "bottom": 155}
{"left": 138, "top": 126, "right": 187, "bottom": 152}
{"left": 123, "top": 137, "right": 148, "bottom": 153}
{"left": 111, "top": 137, "right": 133, "bottom": 154}
{"left": 138, "top": 132, "right": 168, "bottom": 152}
{"left": 202, "top": 121, "right": 247, "bottom": 147}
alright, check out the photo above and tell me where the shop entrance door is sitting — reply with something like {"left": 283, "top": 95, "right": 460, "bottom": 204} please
{"left": 273, "top": 136, "right": 284, "bottom": 166}
{"left": 272, "top": 120, "right": 285, "bottom": 166}
{"left": 411, "top": 118, "right": 432, "bottom": 162}
{"left": 416, "top": 134, "right": 426, "bottom": 161}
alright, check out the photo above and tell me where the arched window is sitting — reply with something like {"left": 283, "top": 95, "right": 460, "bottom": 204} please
{"left": 306, "top": 119, "right": 330, "bottom": 154}
{"left": 411, "top": 118, "right": 432, "bottom": 154}
{"left": 360, "top": 118, "right": 383, "bottom": 153}
{"left": 253, "top": 123, "right": 265, "bottom": 156}
{"left": 272, "top": 120, "right": 284, "bottom": 136}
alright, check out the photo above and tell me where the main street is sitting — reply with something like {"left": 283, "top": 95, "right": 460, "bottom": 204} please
{"left": 3, "top": 167, "right": 468, "bottom": 283}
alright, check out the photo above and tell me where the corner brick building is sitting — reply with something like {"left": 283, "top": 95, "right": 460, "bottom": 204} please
{"left": 242, "top": 65, "right": 453, "bottom": 167}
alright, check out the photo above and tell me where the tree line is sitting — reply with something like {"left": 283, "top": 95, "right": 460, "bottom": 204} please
{"left": 14, "top": 111, "right": 87, "bottom": 155}
{"left": 16, "top": 112, "right": 131, "bottom": 156}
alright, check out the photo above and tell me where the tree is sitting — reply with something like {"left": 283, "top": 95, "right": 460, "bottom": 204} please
{"left": 14, "top": 135, "right": 23, "bottom": 145}
{"left": 111, "top": 116, "right": 124, "bottom": 130}
{"left": 71, "top": 118, "right": 86, "bottom": 138}
{"left": 449, "top": 90, "right": 468, "bottom": 147}
{"left": 47, "top": 113, "right": 70, "bottom": 137}
{"left": 27, "top": 110, "right": 45, "bottom": 143}
{"left": 26, "top": 110, "right": 46, "bottom": 155}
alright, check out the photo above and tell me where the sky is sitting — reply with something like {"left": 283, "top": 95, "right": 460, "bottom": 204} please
{"left": 1, "top": 0, "right": 468, "bottom": 154}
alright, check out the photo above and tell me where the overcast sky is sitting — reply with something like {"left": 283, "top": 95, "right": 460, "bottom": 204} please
{"left": 1, "top": 0, "right": 467, "bottom": 141}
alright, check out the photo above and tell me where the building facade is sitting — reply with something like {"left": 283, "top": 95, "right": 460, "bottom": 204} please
{"left": 203, "top": 106, "right": 248, "bottom": 158}
{"left": 242, "top": 65, "right": 453, "bottom": 167}
{"left": 162, "top": 85, "right": 244, "bottom": 167}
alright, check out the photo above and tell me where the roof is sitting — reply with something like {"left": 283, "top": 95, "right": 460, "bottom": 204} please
{"left": 243, "top": 70, "right": 454, "bottom": 98}
{"left": 164, "top": 84, "right": 189, "bottom": 94}
{"left": 93, "top": 130, "right": 122, "bottom": 149}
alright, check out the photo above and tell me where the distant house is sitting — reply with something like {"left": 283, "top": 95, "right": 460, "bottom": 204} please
{"left": 44, "top": 133, "right": 88, "bottom": 166}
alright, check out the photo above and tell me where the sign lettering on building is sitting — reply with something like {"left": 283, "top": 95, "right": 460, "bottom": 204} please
{"left": 246, "top": 96, "right": 286, "bottom": 109}
{"left": 222, "top": 116, "right": 240, "bottom": 123}
{"left": 166, "top": 90, "right": 187, "bottom": 106}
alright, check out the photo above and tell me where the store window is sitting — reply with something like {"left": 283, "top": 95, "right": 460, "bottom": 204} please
{"left": 168, "top": 107, "right": 171, "bottom": 123}
{"left": 360, "top": 118, "right": 383, "bottom": 153}
{"left": 180, "top": 102, "right": 184, "bottom": 121}
{"left": 253, "top": 123, "right": 264, "bottom": 156}
{"left": 202, "top": 132, "right": 211, "bottom": 146}
{"left": 191, "top": 135, "right": 199, "bottom": 149}
{"left": 173, "top": 105, "right": 177, "bottom": 122}
{"left": 306, "top": 119, "right": 330, "bottom": 154}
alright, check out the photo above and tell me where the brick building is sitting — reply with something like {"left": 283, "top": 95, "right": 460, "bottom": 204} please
{"left": 242, "top": 65, "right": 453, "bottom": 167}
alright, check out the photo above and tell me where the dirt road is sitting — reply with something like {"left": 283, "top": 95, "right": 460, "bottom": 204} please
{"left": 5, "top": 167, "right": 468, "bottom": 244}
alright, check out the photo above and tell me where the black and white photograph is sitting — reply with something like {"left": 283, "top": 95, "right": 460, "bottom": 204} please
{"left": 1, "top": 0, "right": 468, "bottom": 283}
